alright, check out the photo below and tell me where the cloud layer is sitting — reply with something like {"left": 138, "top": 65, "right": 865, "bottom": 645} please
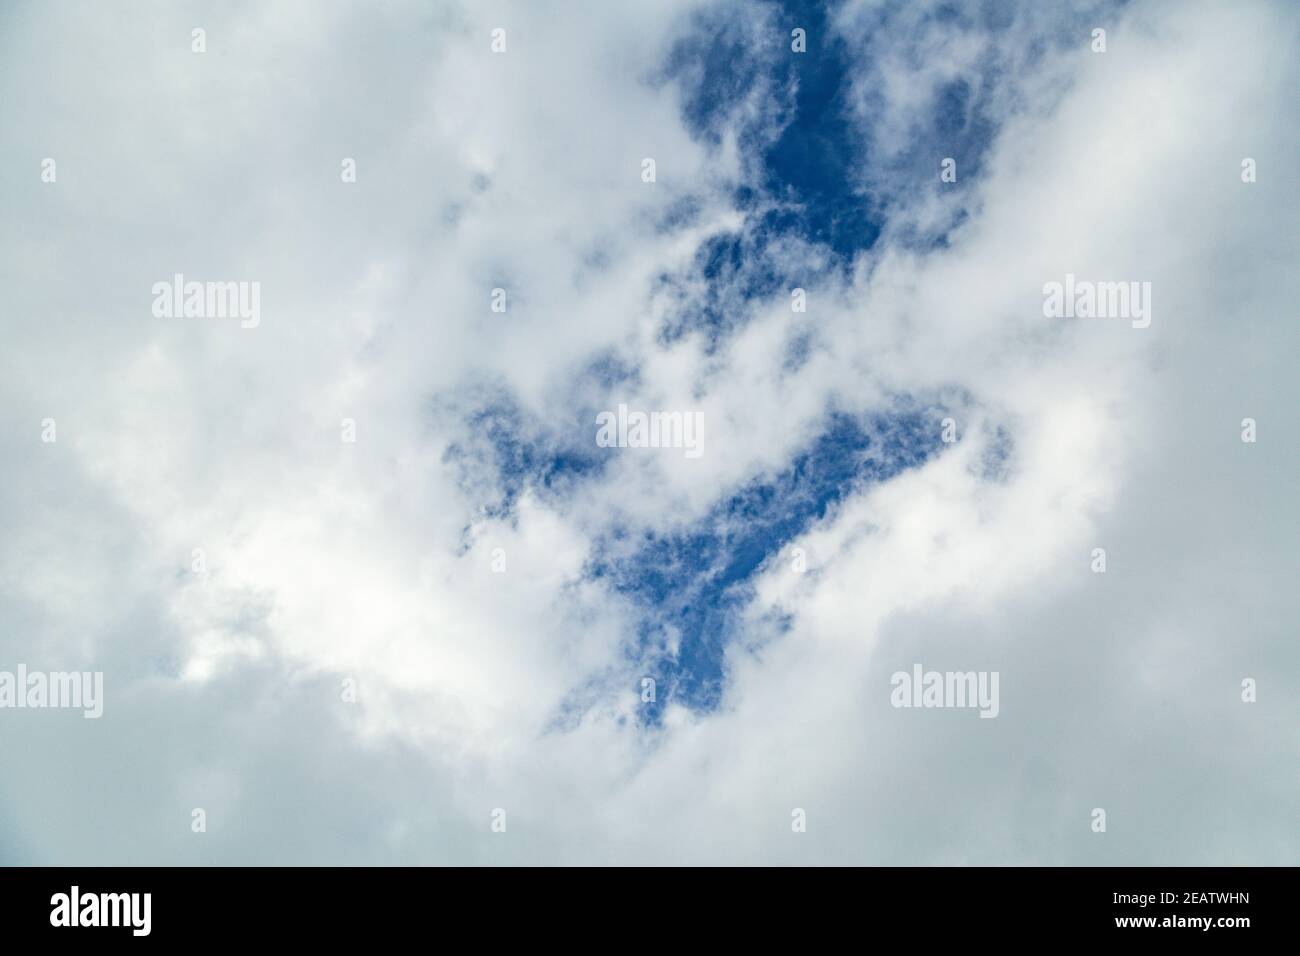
{"left": 1, "top": 0, "right": 1296, "bottom": 864}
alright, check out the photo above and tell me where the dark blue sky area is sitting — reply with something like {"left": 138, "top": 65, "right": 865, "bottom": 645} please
{"left": 587, "top": 408, "right": 945, "bottom": 716}
{"left": 466, "top": 1, "right": 1028, "bottom": 718}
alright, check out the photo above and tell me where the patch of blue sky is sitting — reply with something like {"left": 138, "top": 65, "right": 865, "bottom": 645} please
{"left": 653, "top": 0, "right": 1134, "bottom": 345}
{"left": 585, "top": 405, "right": 948, "bottom": 716}
{"left": 441, "top": 393, "right": 610, "bottom": 527}
{"left": 652, "top": 0, "right": 1001, "bottom": 346}
{"left": 654, "top": 229, "right": 806, "bottom": 351}
{"left": 456, "top": 1, "right": 1044, "bottom": 719}
{"left": 660, "top": 0, "right": 877, "bottom": 255}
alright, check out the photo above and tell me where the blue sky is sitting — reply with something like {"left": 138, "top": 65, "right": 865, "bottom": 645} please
{"left": 458, "top": 0, "right": 1026, "bottom": 720}
{"left": 591, "top": 407, "right": 946, "bottom": 715}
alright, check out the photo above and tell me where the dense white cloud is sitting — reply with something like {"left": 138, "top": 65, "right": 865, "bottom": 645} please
{"left": 0, "top": 0, "right": 1295, "bottom": 864}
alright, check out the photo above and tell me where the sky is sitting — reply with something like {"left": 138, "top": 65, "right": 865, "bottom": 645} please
{"left": 0, "top": 0, "right": 1296, "bottom": 865}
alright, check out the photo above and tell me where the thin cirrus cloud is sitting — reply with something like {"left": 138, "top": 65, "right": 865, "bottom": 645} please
{"left": 0, "top": 0, "right": 1295, "bottom": 864}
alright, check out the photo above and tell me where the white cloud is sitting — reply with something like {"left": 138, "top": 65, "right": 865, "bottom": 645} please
{"left": 0, "top": 0, "right": 1295, "bottom": 864}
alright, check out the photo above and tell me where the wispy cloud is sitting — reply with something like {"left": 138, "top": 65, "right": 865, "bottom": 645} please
{"left": 0, "top": 0, "right": 1295, "bottom": 864}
